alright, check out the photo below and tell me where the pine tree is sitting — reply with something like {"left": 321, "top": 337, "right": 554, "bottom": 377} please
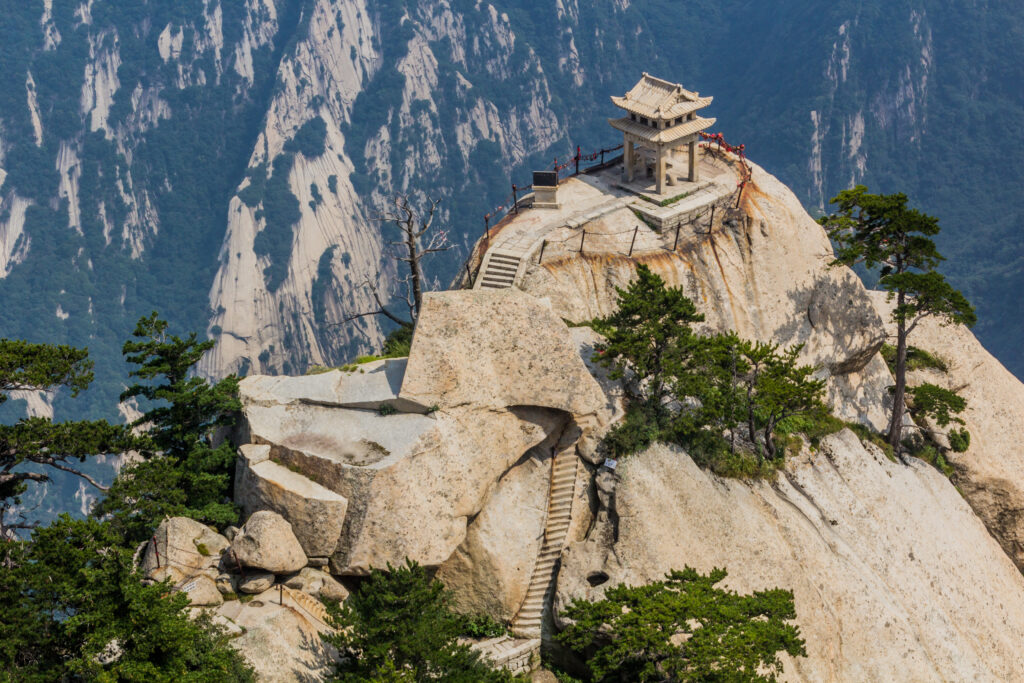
{"left": 819, "top": 186, "right": 976, "bottom": 449}
{"left": 322, "top": 560, "right": 516, "bottom": 682}
{"left": 0, "top": 516, "right": 254, "bottom": 681}
{"left": 0, "top": 340, "right": 133, "bottom": 537}
{"left": 556, "top": 566, "right": 806, "bottom": 682}
{"left": 96, "top": 313, "right": 240, "bottom": 543}
{"left": 593, "top": 265, "right": 705, "bottom": 436}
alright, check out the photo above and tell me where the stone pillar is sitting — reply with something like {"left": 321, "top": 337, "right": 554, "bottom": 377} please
{"left": 623, "top": 134, "right": 634, "bottom": 182}
{"left": 656, "top": 148, "right": 666, "bottom": 195}
{"left": 688, "top": 140, "right": 698, "bottom": 182}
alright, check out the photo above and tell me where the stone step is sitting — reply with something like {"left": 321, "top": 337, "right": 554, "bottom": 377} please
{"left": 487, "top": 260, "right": 520, "bottom": 271}
{"left": 488, "top": 253, "right": 520, "bottom": 263}
{"left": 480, "top": 282, "right": 511, "bottom": 289}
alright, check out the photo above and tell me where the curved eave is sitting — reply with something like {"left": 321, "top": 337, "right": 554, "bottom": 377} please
{"left": 609, "top": 94, "right": 714, "bottom": 120}
{"left": 608, "top": 116, "right": 716, "bottom": 144}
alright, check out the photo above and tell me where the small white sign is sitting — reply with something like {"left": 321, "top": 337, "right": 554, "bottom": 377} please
{"left": 182, "top": 581, "right": 197, "bottom": 593}
{"left": 603, "top": 458, "right": 618, "bottom": 470}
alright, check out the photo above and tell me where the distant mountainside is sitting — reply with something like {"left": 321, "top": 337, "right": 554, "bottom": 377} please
{"left": 0, "top": 0, "right": 1021, "bottom": 432}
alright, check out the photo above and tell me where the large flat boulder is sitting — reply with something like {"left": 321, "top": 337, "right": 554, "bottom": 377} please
{"left": 399, "top": 289, "right": 605, "bottom": 418}
{"left": 236, "top": 444, "right": 348, "bottom": 558}
{"left": 239, "top": 359, "right": 427, "bottom": 414}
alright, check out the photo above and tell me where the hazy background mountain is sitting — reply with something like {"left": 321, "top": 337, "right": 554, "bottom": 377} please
{"left": 1, "top": 0, "right": 1021, "bottom": 518}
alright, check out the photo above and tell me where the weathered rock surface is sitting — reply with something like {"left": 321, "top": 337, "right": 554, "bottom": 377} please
{"left": 180, "top": 574, "right": 223, "bottom": 607}
{"left": 869, "top": 290, "right": 1024, "bottom": 573}
{"left": 557, "top": 434, "right": 1024, "bottom": 681}
{"left": 284, "top": 567, "right": 349, "bottom": 601}
{"left": 215, "top": 587, "right": 334, "bottom": 683}
{"left": 399, "top": 289, "right": 605, "bottom": 419}
{"left": 238, "top": 359, "right": 427, "bottom": 413}
{"left": 437, "top": 448, "right": 551, "bottom": 621}
{"left": 231, "top": 511, "right": 307, "bottom": 574}
{"left": 215, "top": 573, "right": 237, "bottom": 595}
{"left": 516, "top": 166, "right": 892, "bottom": 431}
{"left": 237, "top": 288, "right": 604, "bottom": 576}
{"left": 140, "top": 516, "right": 229, "bottom": 579}
{"left": 236, "top": 444, "right": 349, "bottom": 558}
{"left": 238, "top": 571, "right": 275, "bottom": 595}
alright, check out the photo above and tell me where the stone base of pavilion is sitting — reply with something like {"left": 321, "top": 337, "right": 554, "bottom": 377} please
{"left": 589, "top": 150, "right": 737, "bottom": 233}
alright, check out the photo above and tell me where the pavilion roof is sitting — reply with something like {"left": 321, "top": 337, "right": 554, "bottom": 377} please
{"left": 611, "top": 73, "right": 713, "bottom": 120}
{"left": 608, "top": 115, "right": 716, "bottom": 144}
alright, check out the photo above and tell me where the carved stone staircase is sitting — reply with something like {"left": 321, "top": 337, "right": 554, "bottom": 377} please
{"left": 476, "top": 250, "right": 522, "bottom": 289}
{"left": 280, "top": 585, "right": 333, "bottom": 630}
{"left": 510, "top": 445, "right": 580, "bottom": 637}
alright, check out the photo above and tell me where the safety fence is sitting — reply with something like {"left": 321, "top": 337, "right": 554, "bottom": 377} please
{"left": 463, "top": 135, "right": 747, "bottom": 285}
{"left": 482, "top": 143, "right": 625, "bottom": 234}
{"left": 699, "top": 131, "right": 753, "bottom": 203}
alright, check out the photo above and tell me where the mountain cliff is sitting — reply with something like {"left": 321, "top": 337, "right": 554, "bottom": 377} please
{"left": 214, "top": 151, "right": 1024, "bottom": 680}
{"left": 1, "top": 0, "right": 1022, "bottom": 426}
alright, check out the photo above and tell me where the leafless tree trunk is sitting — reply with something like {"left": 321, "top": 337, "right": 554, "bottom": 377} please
{"left": 345, "top": 195, "right": 451, "bottom": 327}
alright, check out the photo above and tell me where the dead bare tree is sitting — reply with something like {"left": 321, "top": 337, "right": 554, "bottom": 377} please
{"left": 346, "top": 195, "right": 451, "bottom": 327}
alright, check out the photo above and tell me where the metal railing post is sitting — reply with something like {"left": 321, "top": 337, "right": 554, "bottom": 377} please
{"left": 538, "top": 240, "right": 547, "bottom": 264}
{"left": 579, "top": 229, "right": 586, "bottom": 254}
{"left": 628, "top": 225, "right": 638, "bottom": 257}
{"left": 673, "top": 222, "right": 681, "bottom": 251}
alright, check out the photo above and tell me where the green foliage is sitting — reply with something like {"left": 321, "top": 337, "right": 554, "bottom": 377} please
{"left": 284, "top": 116, "right": 328, "bottom": 157}
{"left": 820, "top": 186, "right": 975, "bottom": 448}
{"left": 908, "top": 382, "right": 967, "bottom": 428}
{"left": 556, "top": 566, "right": 805, "bottom": 682}
{"left": 454, "top": 613, "right": 508, "bottom": 639}
{"left": 0, "top": 340, "right": 133, "bottom": 530}
{"left": 253, "top": 154, "right": 302, "bottom": 292}
{"left": 377, "top": 404, "right": 398, "bottom": 416}
{"left": 0, "top": 516, "right": 254, "bottom": 681}
{"left": 0, "top": 339, "right": 94, "bottom": 403}
{"left": 382, "top": 324, "right": 414, "bottom": 357}
{"left": 96, "top": 313, "right": 240, "bottom": 543}
{"left": 593, "top": 264, "right": 705, "bottom": 416}
{"left": 593, "top": 266, "right": 826, "bottom": 473}
{"left": 880, "top": 344, "right": 948, "bottom": 373}
{"left": 904, "top": 438, "right": 955, "bottom": 478}
{"left": 948, "top": 428, "right": 971, "bottom": 453}
{"left": 321, "top": 560, "right": 516, "bottom": 682}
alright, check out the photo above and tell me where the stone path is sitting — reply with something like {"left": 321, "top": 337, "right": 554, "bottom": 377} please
{"left": 473, "top": 160, "right": 737, "bottom": 290}
{"left": 511, "top": 444, "right": 580, "bottom": 637}
{"left": 473, "top": 179, "right": 633, "bottom": 290}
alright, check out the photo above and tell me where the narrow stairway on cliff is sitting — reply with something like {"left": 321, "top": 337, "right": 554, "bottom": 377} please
{"left": 511, "top": 444, "right": 580, "bottom": 637}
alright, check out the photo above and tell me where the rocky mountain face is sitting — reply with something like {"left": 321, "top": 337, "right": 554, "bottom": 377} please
{"left": 216, "top": 154, "right": 1024, "bottom": 680}
{"left": 2, "top": 0, "right": 1022, "bottom": 424}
